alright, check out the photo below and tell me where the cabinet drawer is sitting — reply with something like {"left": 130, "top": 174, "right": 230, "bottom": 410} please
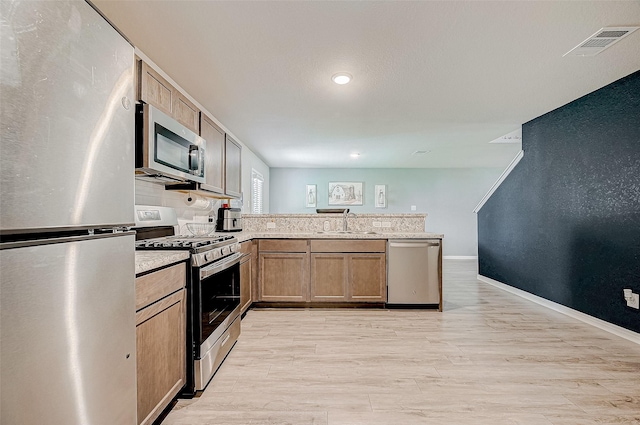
{"left": 259, "top": 239, "right": 308, "bottom": 252}
{"left": 135, "top": 262, "right": 186, "bottom": 311}
{"left": 239, "top": 241, "right": 252, "bottom": 255}
{"left": 310, "top": 239, "right": 386, "bottom": 253}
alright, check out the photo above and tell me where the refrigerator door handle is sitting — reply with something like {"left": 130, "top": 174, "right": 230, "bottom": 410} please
{"left": 0, "top": 231, "right": 136, "bottom": 250}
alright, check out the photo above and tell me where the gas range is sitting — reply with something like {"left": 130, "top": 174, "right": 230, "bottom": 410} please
{"left": 133, "top": 205, "right": 243, "bottom": 396}
{"left": 135, "top": 234, "right": 240, "bottom": 267}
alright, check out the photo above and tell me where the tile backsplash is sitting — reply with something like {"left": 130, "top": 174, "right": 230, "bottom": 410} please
{"left": 135, "top": 180, "right": 242, "bottom": 235}
{"left": 243, "top": 213, "right": 426, "bottom": 233}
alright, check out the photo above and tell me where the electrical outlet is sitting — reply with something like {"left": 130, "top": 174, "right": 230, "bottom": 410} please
{"left": 623, "top": 289, "right": 639, "bottom": 309}
{"left": 267, "top": 222, "right": 276, "bottom": 229}
{"left": 381, "top": 222, "right": 391, "bottom": 228}
{"left": 411, "top": 205, "right": 417, "bottom": 211}
{"left": 323, "top": 220, "right": 330, "bottom": 231}
{"left": 373, "top": 221, "right": 381, "bottom": 227}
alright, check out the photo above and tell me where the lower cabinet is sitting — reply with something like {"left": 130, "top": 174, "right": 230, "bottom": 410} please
{"left": 347, "top": 253, "right": 386, "bottom": 302}
{"left": 258, "top": 239, "right": 386, "bottom": 303}
{"left": 259, "top": 252, "right": 310, "bottom": 301}
{"left": 310, "top": 254, "right": 347, "bottom": 301}
{"left": 310, "top": 252, "right": 386, "bottom": 302}
{"left": 135, "top": 262, "right": 187, "bottom": 425}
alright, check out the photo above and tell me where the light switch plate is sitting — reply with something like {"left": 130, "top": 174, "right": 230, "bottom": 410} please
{"left": 629, "top": 293, "right": 640, "bottom": 309}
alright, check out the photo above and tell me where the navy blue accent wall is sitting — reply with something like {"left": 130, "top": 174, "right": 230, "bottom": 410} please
{"left": 478, "top": 71, "right": 640, "bottom": 333}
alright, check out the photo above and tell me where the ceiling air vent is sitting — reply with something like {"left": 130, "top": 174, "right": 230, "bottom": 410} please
{"left": 564, "top": 27, "right": 639, "bottom": 57}
{"left": 411, "top": 150, "right": 430, "bottom": 155}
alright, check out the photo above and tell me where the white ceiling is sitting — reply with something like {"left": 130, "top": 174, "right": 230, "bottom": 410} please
{"left": 93, "top": 0, "right": 640, "bottom": 169}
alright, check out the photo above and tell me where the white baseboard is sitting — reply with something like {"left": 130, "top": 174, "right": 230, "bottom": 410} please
{"left": 444, "top": 256, "right": 478, "bottom": 260}
{"left": 477, "top": 274, "right": 640, "bottom": 345}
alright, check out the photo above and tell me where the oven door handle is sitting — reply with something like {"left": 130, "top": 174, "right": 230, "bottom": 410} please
{"left": 200, "top": 252, "right": 242, "bottom": 280}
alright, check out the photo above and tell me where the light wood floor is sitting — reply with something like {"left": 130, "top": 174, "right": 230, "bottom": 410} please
{"left": 163, "top": 260, "right": 640, "bottom": 424}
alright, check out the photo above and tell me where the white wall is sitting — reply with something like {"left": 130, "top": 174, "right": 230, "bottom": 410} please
{"left": 269, "top": 168, "right": 503, "bottom": 256}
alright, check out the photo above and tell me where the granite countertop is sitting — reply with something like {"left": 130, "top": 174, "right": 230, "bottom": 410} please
{"left": 135, "top": 251, "right": 190, "bottom": 275}
{"left": 134, "top": 232, "right": 442, "bottom": 272}
{"left": 217, "top": 231, "right": 444, "bottom": 244}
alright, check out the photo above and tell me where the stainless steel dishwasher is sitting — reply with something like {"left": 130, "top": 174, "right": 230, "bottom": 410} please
{"left": 387, "top": 239, "right": 442, "bottom": 309}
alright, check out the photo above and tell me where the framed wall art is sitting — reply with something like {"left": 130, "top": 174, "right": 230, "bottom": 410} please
{"left": 328, "top": 182, "right": 363, "bottom": 206}
{"left": 305, "top": 184, "right": 317, "bottom": 208}
{"left": 375, "top": 184, "right": 386, "bottom": 208}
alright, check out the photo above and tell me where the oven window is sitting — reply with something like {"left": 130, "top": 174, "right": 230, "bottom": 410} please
{"left": 199, "top": 264, "right": 240, "bottom": 345}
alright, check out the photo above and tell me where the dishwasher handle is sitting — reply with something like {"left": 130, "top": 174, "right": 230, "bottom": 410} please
{"left": 389, "top": 240, "right": 440, "bottom": 248}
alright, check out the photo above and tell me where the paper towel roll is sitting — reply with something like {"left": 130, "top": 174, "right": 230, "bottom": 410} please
{"left": 184, "top": 194, "right": 212, "bottom": 210}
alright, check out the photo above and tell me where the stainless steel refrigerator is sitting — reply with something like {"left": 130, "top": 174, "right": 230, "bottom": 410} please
{"left": 1, "top": 1, "right": 137, "bottom": 423}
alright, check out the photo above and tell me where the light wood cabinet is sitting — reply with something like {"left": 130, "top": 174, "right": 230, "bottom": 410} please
{"left": 348, "top": 253, "right": 387, "bottom": 302}
{"left": 173, "top": 91, "right": 199, "bottom": 133}
{"left": 310, "top": 254, "right": 347, "bottom": 301}
{"left": 258, "top": 239, "right": 310, "bottom": 302}
{"left": 135, "top": 262, "right": 187, "bottom": 425}
{"left": 137, "top": 59, "right": 200, "bottom": 133}
{"left": 257, "top": 239, "right": 386, "bottom": 304}
{"left": 259, "top": 239, "right": 307, "bottom": 252}
{"left": 224, "top": 135, "right": 242, "bottom": 198}
{"left": 259, "top": 253, "right": 310, "bottom": 301}
{"left": 310, "top": 240, "right": 387, "bottom": 303}
{"left": 138, "top": 60, "right": 174, "bottom": 116}
{"left": 200, "top": 113, "right": 225, "bottom": 194}
{"left": 239, "top": 241, "right": 252, "bottom": 314}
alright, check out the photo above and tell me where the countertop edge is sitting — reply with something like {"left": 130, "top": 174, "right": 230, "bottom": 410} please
{"left": 135, "top": 251, "right": 190, "bottom": 275}
{"left": 227, "top": 231, "right": 443, "bottom": 244}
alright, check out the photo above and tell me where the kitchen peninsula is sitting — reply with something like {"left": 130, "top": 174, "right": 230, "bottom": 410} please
{"left": 168, "top": 213, "right": 443, "bottom": 311}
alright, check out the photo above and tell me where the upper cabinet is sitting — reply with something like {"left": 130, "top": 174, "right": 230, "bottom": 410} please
{"left": 200, "top": 113, "right": 225, "bottom": 194}
{"left": 138, "top": 60, "right": 173, "bottom": 116}
{"left": 137, "top": 59, "right": 200, "bottom": 134}
{"left": 173, "top": 92, "right": 199, "bottom": 134}
{"left": 136, "top": 58, "right": 243, "bottom": 198}
{"left": 224, "top": 135, "right": 242, "bottom": 198}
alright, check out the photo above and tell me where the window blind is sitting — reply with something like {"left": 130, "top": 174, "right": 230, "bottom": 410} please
{"left": 251, "top": 169, "right": 264, "bottom": 214}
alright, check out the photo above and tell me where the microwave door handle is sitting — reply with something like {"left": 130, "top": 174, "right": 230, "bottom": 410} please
{"left": 199, "top": 147, "right": 205, "bottom": 175}
{"left": 188, "top": 145, "right": 200, "bottom": 172}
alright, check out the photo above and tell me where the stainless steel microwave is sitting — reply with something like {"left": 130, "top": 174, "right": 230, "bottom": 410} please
{"left": 135, "top": 103, "right": 206, "bottom": 184}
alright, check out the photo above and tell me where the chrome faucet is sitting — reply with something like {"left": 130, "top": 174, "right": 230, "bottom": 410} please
{"left": 342, "top": 210, "right": 357, "bottom": 231}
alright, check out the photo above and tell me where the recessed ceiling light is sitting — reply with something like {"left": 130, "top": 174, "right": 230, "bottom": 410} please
{"left": 332, "top": 73, "right": 352, "bottom": 85}
{"left": 350, "top": 153, "right": 360, "bottom": 158}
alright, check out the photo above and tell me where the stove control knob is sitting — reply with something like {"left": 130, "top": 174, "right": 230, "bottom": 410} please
{"left": 205, "top": 252, "right": 213, "bottom": 262}
{"left": 222, "top": 246, "right": 230, "bottom": 256}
